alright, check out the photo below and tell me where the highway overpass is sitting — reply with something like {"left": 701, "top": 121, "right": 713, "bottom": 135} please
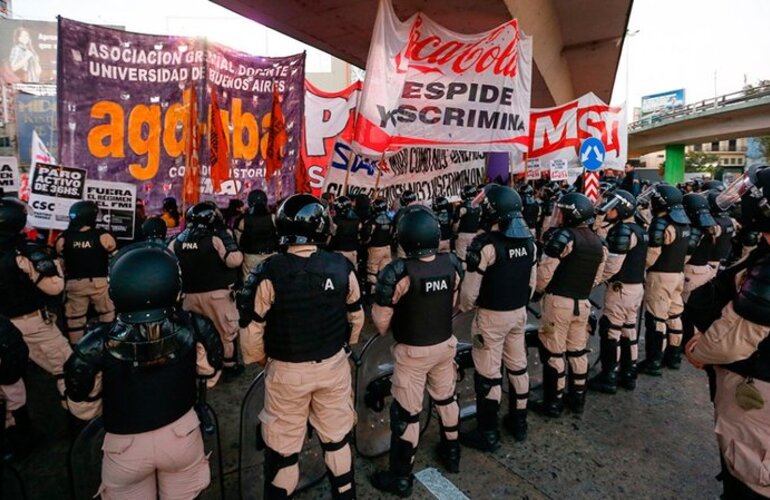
{"left": 211, "top": 0, "right": 633, "bottom": 108}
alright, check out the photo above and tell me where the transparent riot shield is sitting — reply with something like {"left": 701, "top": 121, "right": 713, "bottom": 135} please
{"left": 68, "top": 416, "right": 104, "bottom": 500}
{"left": 353, "top": 335, "right": 431, "bottom": 458}
{"left": 239, "top": 371, "right": 326, "bottom": 500}
{"left": 451, "top": 310, "right": 477, "bottom": 421}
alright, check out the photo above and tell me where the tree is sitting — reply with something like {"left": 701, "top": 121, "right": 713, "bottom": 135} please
{"left": 685, "top": 150, "right": 719, "bottom": 174}
{"left": 758, "top": 136, "right": 770, "bottom": 160}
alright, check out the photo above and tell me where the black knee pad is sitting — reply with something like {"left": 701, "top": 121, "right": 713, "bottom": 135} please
{"left": 390, "top": 400, "right": 420, "bottom": 437}
{"left": 473, "top": 371, "right": 502, "bottom": 399}
{"left": 264, "top": 447, "right": 299, "bottom": 497}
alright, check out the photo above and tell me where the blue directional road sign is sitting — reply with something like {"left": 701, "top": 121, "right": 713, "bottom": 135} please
{"left": 580, "top": 137, "right": 606, "bottom": 172}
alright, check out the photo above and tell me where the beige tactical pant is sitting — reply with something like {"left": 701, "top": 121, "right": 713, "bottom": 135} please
{"left": 603, "top": 283, "right": 645, "bottom": 360}
{"left": 260, "top": 349, "right": 355, "bottom": 495}
{"left": 65, "top": 277, "right": 115, "bottom": 344}
{"left": 682, "top": 263, "right": 717, "bottom": 303}
{"left": 392, "top": 336, "right": 459, "bottom": 447}
{"left": 539, "top": 294, "right": 592, "bottom": 396}
{"left": 713, "top": 367, "right": 770, "bottom": 498}
{"left": 0, "top": 379, "right": 26, "bottom": 428}
{"left": 183, "top": 290, "right": 240, "bottom": 377}
{"left": 367, "top": 246, "right": 392, "bottom": 285}
{"left": 454, "top": 232, "right": 478, "bottom": 263}
{"left": 472, "top": 308, "right": 529, "bottom": 410}
{"left": 99, "top": 409, "right": 210, "bottom": 500}
{"left": 644, "top": 271, "right": 685, "bottom": 348}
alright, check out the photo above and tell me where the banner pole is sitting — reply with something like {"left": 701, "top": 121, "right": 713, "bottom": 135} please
{"left": 372, "top": 153, "right": 385, "bottom": 198}
{"left": 342, "top": 148, "right": 355, "bottom": 196}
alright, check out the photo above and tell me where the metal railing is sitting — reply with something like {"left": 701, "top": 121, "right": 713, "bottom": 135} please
{"left": 629, "top": 83, "right": 770, "bottom": 131}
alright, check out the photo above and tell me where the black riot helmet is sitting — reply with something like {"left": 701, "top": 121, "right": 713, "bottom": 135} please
{"left": 517, "top": 184, "right": 536, "bottom": 205}
{"left": 651, "top": 184, "right": 690, "bottom": 224}
{"left": 599, "top": 189, "right": 636, "bottom": 221}
{"left": 683, "top": 193, "right": 717, "bottom": 228}
{"left": 461, "top": 184, "right": 479, "bottom": 201}
{"left": 554, "top": 192, "right": 595, "bottom": 227}
{"left": 333, "top": 196, "right": 352, "bottom": 214}
{"left": 0, "top": 196, "right": 27, "bottom": 242}
{"left": 400, "top": 190, "right": 417, "bottom": 207}
{"left": 432, "top": 196, "right": 450, "bottom": 215}
{"left": 141, "top": 216, "right": 168, "bottom": 242}
{"left": 480, "top": 185, "right": 531, "bottom": 238}
{"left": 702, "top": 180, "right": 725, "bottom": 192}
{"left": 186, "top": 201, "right": 221, "bottom": 228}
{"left": 706, "top": 190, "right": 727, "bottom": 216}
{"left": 372, "top": 198, "right": 388, "bottom": 215}
{"left": 397, "top": 206, "right": 440, "bottom": 258}
{"left": 276, "top": 193, "right": 330, "bottom": 246}
{"left": 248, "top": 189, "right": 268, "bottom": 208}
{"left": 109, "top": 244, "right": 181, "bottom": 324}
{"left": 68, "top": 200, "right": 99, "bottom": 228}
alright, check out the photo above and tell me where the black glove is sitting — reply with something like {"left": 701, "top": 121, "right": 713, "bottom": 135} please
{"left": 530, "top": 290, "right": 544, "bottom": 303}
{"left": 26, "top": 247, "right": 59, "bottom": 278}
{"left": 216, "top": 229, "right": 239, "bottom": 253}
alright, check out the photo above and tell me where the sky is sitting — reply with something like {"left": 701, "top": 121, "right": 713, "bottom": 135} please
{"left": 12, "top": 0, "right": 770, "bottom": 111}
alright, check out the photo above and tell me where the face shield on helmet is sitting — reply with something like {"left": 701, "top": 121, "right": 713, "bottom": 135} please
{"left": 715, "top": 165, "right": 769, "bottom": 212}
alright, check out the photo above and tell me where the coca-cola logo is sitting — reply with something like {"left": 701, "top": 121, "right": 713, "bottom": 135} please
{"left": 394, "top": 16, "right": 522, "bottom": 77}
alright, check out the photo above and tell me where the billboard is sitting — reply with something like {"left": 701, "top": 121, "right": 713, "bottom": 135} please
{"left": 0, "top": 19, "right": 57, "bottom": 84}
{"left": 641, "top": 89, "right": 685, "bottom": 116}
{"left": 16, "top": 89, "right": 56, "bottom": 165}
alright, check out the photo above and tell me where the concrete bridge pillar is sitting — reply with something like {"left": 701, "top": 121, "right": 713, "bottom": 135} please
{"left": 664, "top": 144, "right": 685, "bottom": 184}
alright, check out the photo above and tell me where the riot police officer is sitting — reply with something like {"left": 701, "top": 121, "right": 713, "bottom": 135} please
{"left": 684, "top": 165, "right": 770, "bottom": 499}
{"left": 0, "top": 196, "right": 98, "bottom": 420}
{"left": 530, "top": 193, "right": 608, "bottom": 417}
{"left": 682, "top": 193, "right": 718, "bottom": 304}
{"left": 433, "top": 196, "right": 453, "bottom": 253}
{"left": 640, "top": 184, "right": 691, "bottom": 374}
{"left": 369, "top": 208, "right": 464, "bottom": 496}
{"left": 361, "top": 198, "right": 394, "bottom": 296}
{"left": 55, "top": 201, "right": 117, "bottom": 344}
{"left": 453, "top": 185, "right": 481, "bottom": 262}
{"left": 0, "top": 316, "right": 30, "bottom": 457}
{"left": 65, "top": 244, "right": 224, "bottom": 499}
{"left": 330, "top": 196, "right": 362, "bottom": 266}
{"left": 235, "top": 189, "right": 277, "bottom": 279}
{"left": 518, "top": 184, "right": 540, "bottom": 239}
{"left": 706, "top": 190, "right": 738, "bottom": 269}
{"left": 238, "top": 194, "right": 364, "bottom": 499}
{"left": 141, "top": 216, "right": 168, "bottom": 246}
{"left": 169, "top": 201, "right": 244, "bottom": 379}
{"left": 589, "top": 190, "right": 648, "bottom": 393}
{"left": 459, "top": 185, "right": 536, "bottom": 448}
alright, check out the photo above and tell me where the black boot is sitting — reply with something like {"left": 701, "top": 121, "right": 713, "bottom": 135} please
{"left": 5, "top": 405, "right": 39, "bottom": 459}
{"left": 565, "top": 379, "right": 586, "bottom": 414}
{"left": 370, "top": 435, "right": 414, "bottom": 497}
{"left": 663, "top": 343, "right": 682, "bottom": 370}
{"left": 264, "top": 448, "right": 296, "bottom": 499}
{"left": 588, "top": 318, "right": 619, "bottom": 394}
{"left": 436, "top": 438, "right": 460, "bottom": 473}
{"left": 638, "top": 312, "right": 663, "bottom": 376}
{"left": 529, "top": 358, "right": 563, "bottom": 418}
{"left": 503, "top": 409, "right": 528, "bottom": 442}
{"left": 459, "top": 373, "right": 501, "bottom": 452}
{"left": 328, "top": 467, "right": 356, "bottom": 499}
{"left": 618, "top": 337, "right": 638, "bottom": 391}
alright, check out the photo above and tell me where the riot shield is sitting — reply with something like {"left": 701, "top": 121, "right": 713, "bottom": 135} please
{"left": 239, "top": 371, "right": 326, "bottom": 500}
{"left": 452, "top": 310, "right": 477, "bottom": 421}
{"left": 68, "top": 417, "right": 104, "bottom": 500}
{"left": 353, "top": 335, "right": 431, "bottom": 458}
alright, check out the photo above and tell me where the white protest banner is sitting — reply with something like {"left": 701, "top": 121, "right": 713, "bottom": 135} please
{"left": 84, "top": 180, "right": 137, "bottom": 240}
{"left": 0, "top": 157, "right": 19, "bottom": 194}
{"left": 31, "top": 129, "right": 55, "bottom": 169}
{"left": 527, "top": 92, "right": 627, "bottom": 179}
{"left": 323, "top": 147, "right": 486, "bottom": 206}
{"left": 28, "top": 163, "right": 87, "bottom": 230}
{"left": 568, "top": 166, "right": 584, "bottom": 185}
{"left": 526, "top": 158, "right": 541, "bottom": 180}
{"left": 549, "top": 158, "right": 568, "bottom": 181}
{"left": 352, "top": 0, "right": 532, "bottom": 156}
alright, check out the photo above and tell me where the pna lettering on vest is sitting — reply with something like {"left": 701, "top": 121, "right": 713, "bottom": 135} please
{"left": 509, "top": 247, "right": 528, "bottom": 259}
{"left": 423, "top": 278, "right": 449, "bottom": 293}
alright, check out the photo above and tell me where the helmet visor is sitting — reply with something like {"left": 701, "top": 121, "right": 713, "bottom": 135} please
{"left": 716, "top": 171, "right": 756, "bottom": 211}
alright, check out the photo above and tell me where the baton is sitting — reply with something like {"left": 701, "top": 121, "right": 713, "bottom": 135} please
{"left": 196, "top": 378, "right": 215, "bottom": 435}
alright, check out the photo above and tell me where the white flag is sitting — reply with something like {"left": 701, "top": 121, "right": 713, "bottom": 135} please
{"left": 30, "top": 129, "right": 55, "bottom": 169}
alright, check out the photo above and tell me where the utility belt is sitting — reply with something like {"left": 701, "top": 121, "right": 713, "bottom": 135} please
{"left": 547, "top": 292, "right": 588, "bottom": 317}
{"left": 12, "top": 307, "right": 54, "bottom": 324}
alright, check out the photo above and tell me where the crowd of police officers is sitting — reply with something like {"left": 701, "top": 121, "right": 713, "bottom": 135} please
{"left": 1, "top": 162, "right": 770, "bottom": 499}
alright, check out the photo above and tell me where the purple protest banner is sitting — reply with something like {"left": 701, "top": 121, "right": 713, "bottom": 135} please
{"left": 57, "top": 17, "right": 304, "bottom": 214}
{"left": 486, "top": 152, "right": 510, "bottom": 184}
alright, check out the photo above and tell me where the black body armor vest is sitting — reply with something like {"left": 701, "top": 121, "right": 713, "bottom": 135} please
{"left": 61, "top": 228, "right": 109, "bottom": 280}
{"left": 712, "top": 216, "right": 735, "bottom": 263}
{"left": 368, "top": 215, "right": 393, "bottom": 248}
{"left": 457, "top": 203, "right": 481, "bottom": 234}
{"left": 547, "top": 227, "right": 604, "bottom": 300}
{"left": 477, "top": 233, "right": 535, "bottom": 311}
{"left": 332, "top": 218, "right": 359, "bottom": 252}
{"left": 174, "top": 230, "right": 237, "bottom": 293}
{"left": 0, "top": 248, "right": 45, "bottom": 318}
{"left": 239, "top": 214, "right": 277, "bottom": 254}
{"left": 264, "top": 251, "right": 350, "bottom": 362}
{"left": 392, "top": 254, "right": 455, "bottom": 346}
{"left": 610, "top": 222, "right": 647, "bottom": 284}
{"left": 649, "top": 219, "right": 690, "bottom": 273}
